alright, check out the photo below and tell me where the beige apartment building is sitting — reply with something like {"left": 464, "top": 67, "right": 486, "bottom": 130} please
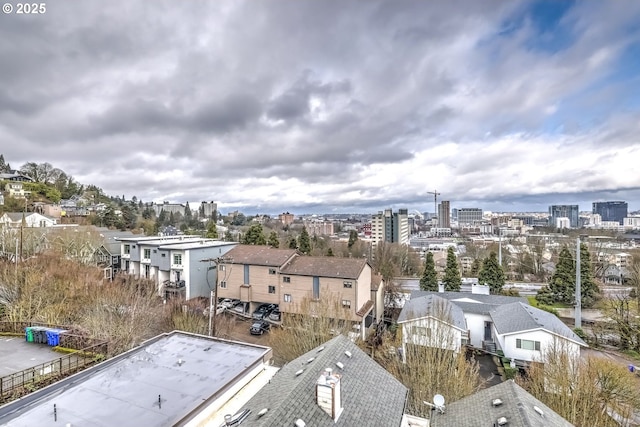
{"left": 217, "top": 245, "right": 376, "bottom": 324}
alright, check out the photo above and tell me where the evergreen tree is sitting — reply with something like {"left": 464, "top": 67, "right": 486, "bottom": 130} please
{"left": 478, "top": 252, "right": 505, "bottom": 294}
{"left": 0, "top": 154, "right": 8, "bottom": 173}
{"left": 205, "top": 221, "right": 218, "bottom": 239}
{"left": 268, "top": 231, "right": 280, "bottom": 248}
{"left": 470, "top": 258, "right": 481, "bottom": 277}
{"left": 288, "top": 236, "right": 298, "bottom": 250}
{"left": 184, "top": 202, "right": 192, "bottom": 222}
{"left": 298, "top": 226, "right": 311, "bottom": 254}
{"left": 545, "top": 246, "right": 575, "bottom": 304}
{"left": 243, "top": 223, "right": 266, "bottom": 245}
{"left": 442, "top": 247, "right": 462, "bottom": 291}
{"left": 419, "top": 251, "right": 438, "bottom": 291}
{"left": 168, "top": 211, "right": 175, "bottom": 226}
{"left": 579, "top": 243, "right": 598, "bottom": 307}
{"left": 348, "top": 230, "right": 358, "bottom": 249}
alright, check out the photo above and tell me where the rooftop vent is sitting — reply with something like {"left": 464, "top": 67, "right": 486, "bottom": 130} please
{"left": 295, "top": 369, "right": 304, "bottom": 376}
{"left": 317, "top": 346, "right": 325, "bottom": 352}
{"left": 336, "top": 362, "right": 344, "bottom": 370}
{"left": 492, "top": 398, "right": 503, "bottom": 407}
{"left": 307, "top": 357, "right": 315, "bottom": 363}
{"left": 497, "top": 416, "right": 508, "bottom": 426}
{"left": 258, "top": 408, "right": 268, "bottom": 417}
{"left": 344, "top": 351, "right": 352, "bottom": 358}
{"left": 533, "top": 406, "right": 544, "bottom": 417}
{"left": 294, "top": 420, "right": 306, "bottom": 427}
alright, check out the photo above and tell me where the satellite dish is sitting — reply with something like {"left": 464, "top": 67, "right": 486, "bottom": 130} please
{"left": 423, "top": 394, "right": 446, "bottom": 414}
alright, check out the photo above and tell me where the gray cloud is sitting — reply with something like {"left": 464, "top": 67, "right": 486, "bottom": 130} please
{"left": 0, "top": 0, "right": 639, "bottom": 214}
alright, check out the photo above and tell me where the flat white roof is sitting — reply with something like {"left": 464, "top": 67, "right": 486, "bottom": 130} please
{"left": 0, "top": 332, "right": 271, "bottom": 427}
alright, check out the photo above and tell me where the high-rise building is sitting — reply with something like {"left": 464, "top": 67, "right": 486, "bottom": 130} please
{"left": 548, "top": 205, "right": 579, "bottom": 228}
{"left": 199, "top": 201, "right": 217, "bottom": 218}
{"left": 592, "top": 201, "right": 628, "bottom": 225}
{"left": 438, "top": 201, "right": 450, "bottom": 228}
{"left": 371, "top": 208, "right": 409, "bottom": 246}
{"left": 457, "top": 208, "right": 483, "bottom": 225}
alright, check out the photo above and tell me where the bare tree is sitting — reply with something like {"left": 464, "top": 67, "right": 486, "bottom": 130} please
{"left": 521, "top": 340, "right": 640, "bottom": 427}
{"left": 268, "top": 290, "right": 353, "bottom": 365}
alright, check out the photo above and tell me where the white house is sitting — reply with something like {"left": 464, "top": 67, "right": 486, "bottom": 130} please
{"left": 397, "top": 294, "right": 468, "bottom": 363}
{"left": 398, "top": 291, "right": 587, "bottom": 364}
{"left": 0, "top": 212, "right": 57, "bottom": 228}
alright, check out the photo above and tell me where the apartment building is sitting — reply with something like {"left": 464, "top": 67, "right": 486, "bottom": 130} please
{"left": 437, "top": 201, "right": 451, "bottom": 228}
{"left": 117, "top": 235, "right": 236, "bottom": 300}
{"left": 371, "top": 208, "right": 409, "bottom": 247}
{"left": 548, "top": 205, "right": 579, "bottom": 228}
{"left": 593, "top": 201, "right": 627, "bottom": 225}
{"left": 217, "top": 245, "right": 375, "bottom": 326}
{"left": 457, "top": 207, "right": 483, "bottom": 225}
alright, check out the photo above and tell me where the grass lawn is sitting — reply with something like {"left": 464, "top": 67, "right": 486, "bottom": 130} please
{"left": 527, "top": 296, "right": 571, "bottom": 309}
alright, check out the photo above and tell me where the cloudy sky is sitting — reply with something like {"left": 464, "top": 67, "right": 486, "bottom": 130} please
{"left": 1, "top": 1, "right": 639, "bottom": 214}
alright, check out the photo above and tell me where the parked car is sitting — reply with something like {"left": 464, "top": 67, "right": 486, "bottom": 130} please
{"left": 203, "top": 305, "right": 226, "bottom": 316}
{"left": 250, "top": 320, "right": 271, "bottom": 335}
{"left": 252, "top": 303, "right": 277, "bottom": 320}
{"left": 219, "top": 298, "right": 239, "bottom": 309}
{"left": 268, "top": 309, "right": 281, "bottom": 321}
{"left": 233, "top": 302, "right": 249, "bottom": 314}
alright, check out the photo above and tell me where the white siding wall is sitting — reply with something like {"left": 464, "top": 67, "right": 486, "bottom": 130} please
{"left": 465, "top": 312, "right": 491, "bottom": 348}
{"left": 499, "top": 330, "right": 581, "bottom": 362}
{"left": 401, "top": 317, "right": 461, "bottom": 352}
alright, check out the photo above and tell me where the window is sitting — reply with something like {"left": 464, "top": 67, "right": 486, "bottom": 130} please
{"left": 516, "top": 339, "right": 541, "bottom": 351}
{"left": 411, "top": 326, "right": 430, "bottom": 337}
{"left": 283, "top": 276, "right": 291, "bottom": 283}
{"left": 144, "top": 249, "right": 151, "bottom": 259}
{"left": 342, "top": 300, "right": 351, "bottom": 308}
{"left": 269, "top": 268, "right": 277, "bottom": 275}
{"left": 124, "top": 245, "right": 130, "bottom": 254}
{"left": 220, "top": 281, "right": 227, "bottom": 289}
{"left": 173, "top": 254, "right": 182, "bottom": 265}
{"left": 284, "top": 294, "right": 292, "bottom": 303}
{"left": 268, "top": 285, "right": 276, "bottom": 294}
{"left": 343, "top": 281, "right": 353, "bottom": 288}
{"left": 153, "top": 249, "right": 157, "bottom": 254}
{"left": 219, "top": 265, "right": 226, "bottom": 271}
{"left": 161, "top": 253, "right": 166, "bottom": 257}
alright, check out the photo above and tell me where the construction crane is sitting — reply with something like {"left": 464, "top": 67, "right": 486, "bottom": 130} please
{"left": 427, "top": 190, "right": 441, "bottom": 223}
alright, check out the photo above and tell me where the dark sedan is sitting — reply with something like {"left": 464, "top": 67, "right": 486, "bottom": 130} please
{"left": 250, "top": 320, "right": 271, "bottom": 335}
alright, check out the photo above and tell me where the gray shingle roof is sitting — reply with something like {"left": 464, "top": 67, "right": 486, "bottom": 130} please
{"left": 239, "top": 335, "right": 408, "bottom": 427}
{"left": 397, "top": 294, "right": 467, "bottom": 331}
{"left": 490, "top": 303, "right": 586, "bottom": 346}
{"left": 430, "top": 379, "right": 574, "bottom": 427}
{"left": 225, "top": 245, "right": 298, "bottom": 267}
{"left": 280, "top": 256, "right": 368, "bottom": 279}
{"left": 410, "top": 291, "right": 528, "bottom": 315}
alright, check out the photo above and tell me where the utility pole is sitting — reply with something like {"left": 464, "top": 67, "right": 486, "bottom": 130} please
{"left": 575, "top": 237, "right": 581, "bottom": 329}
{"left": 498, "top": 228, "right": 502, "bottom": 266}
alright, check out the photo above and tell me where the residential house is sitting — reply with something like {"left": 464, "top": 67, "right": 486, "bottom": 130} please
{"left": 0, "top": 331, "right": 275, "bottom": 427}
{"left": 371, "top": 274, "right": 385, "bottom": 323}
{"left": 238, "top": 334, "right": 409, "bottom": 427}
{"left": 0, "top": 172, "right": 33, "bottom": 182}
{"left": 429, "top": 379, "right": 573, "bottom": 427}
{"left": 93, "top": 228, "right": 137, "bottom": 280}
{"left": 4, "top": 182, "right": 31, "bottom": 198}
{"left": 399, "top": 291, "right": 587, "bottom": 364}
{"left": 397, "top": 294, "right": 468, "bottom": 361}
{"left": 217, "top": 245, "right": 377, "bottom": 331}
{"left": 0, "top": 212, "right": 57, "bottom": 228}
{"left": 118, "top": 235, "right": 237, "bottom": 300}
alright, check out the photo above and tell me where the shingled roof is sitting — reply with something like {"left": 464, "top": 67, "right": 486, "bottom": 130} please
{"left": 430, "top": 379, "right": 574, "bottom": 427}
{"left": 490, "top": 302, "right": 587, "bottom": 346}
{"left": 280, "top": 256, "right": 368, "bottom": 279}
{"left": 224, "top": 245, "right": 298, "bottom": 267}
{"left": 239, "top": 335, "right": 408, "bottom": 427}
{"left": 397, "top": 294, "right": 467, "bottom": 331}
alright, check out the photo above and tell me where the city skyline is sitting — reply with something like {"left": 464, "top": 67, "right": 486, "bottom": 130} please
{"left": 1, "top": 1, "right": 639, "bottom": 214}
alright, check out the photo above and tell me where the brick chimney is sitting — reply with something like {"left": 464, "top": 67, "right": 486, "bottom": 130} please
{"left": 316, "top": 368, "right": 343, "bottom": 421}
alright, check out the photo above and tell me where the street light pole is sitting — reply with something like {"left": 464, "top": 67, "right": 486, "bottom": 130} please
{"left": 575, "top": 237, "right": 581, "bottom": 329}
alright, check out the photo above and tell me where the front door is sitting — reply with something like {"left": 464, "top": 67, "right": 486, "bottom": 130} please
{"left": 484, "top": 321, "right": 492, "bottom": 341}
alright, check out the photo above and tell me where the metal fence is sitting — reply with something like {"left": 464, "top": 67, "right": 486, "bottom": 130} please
{"left": 0, "top": 341, "right": 107, "bottom": 403}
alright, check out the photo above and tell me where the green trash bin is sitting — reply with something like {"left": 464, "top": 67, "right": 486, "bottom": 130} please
{"left": 25, "top": 327, "right": 34, "bottom": 342}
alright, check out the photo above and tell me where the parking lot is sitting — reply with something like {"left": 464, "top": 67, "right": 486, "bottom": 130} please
{"left": 0, "top": 337, "right": 62, "bottom": 377}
